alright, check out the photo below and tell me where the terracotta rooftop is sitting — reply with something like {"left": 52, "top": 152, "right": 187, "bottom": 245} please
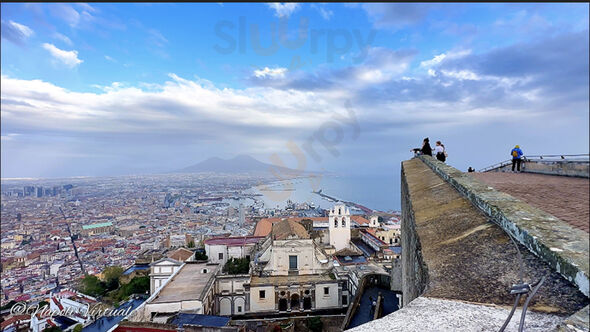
{"left": 470, "top": 172, "right": 589, "bottom": 233}
{"left": 254, "top": 215, "right": 371, "bottom": 236}
{"left": 167, "top": 248, "right": 194, "bottom": 262}
{"left": 254, "top": 217, "right": 326, "bottom": 236}
{"left": 351, "top": 215, "right": 370, "bottom": 225}
{"left": 271, "top": 219, "right": 310, "bottom": 240}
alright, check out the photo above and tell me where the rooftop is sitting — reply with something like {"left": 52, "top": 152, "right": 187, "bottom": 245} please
{"left": 254, "top": 215, "right": 370, "bottom": 236}
{"left": 169, "top": 313, "right": 230, "bottom": 328}
{"left": 254, "top": 217, "right": 326, "bottom": 236}
{"left": 150, "top": 262, "right": 218, "bottom": 304}
{"left": 167, "top": 248, "right": 194, "bottom": 262}
{"left": 271, "top": 219, "right": 310, "bottom": 240}
{"left": 250, "top": 273, "right": 333, "bottom": 286}
{"left": 82, "top": 222, "right": 113, "bottom": 230}
{"left": 470, "top": 172, "right": 589, "bottom": 233}
{"left": 203, "top": 235, "right": 264, "bottom": 246}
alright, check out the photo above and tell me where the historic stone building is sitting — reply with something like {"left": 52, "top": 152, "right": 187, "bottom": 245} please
{"left": 245, "top": 219, "right": 349, "bottom": 314}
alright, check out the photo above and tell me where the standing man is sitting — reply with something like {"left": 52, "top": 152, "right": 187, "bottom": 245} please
{"left": 510, "top": 145, "right": 524, "bottom": 172}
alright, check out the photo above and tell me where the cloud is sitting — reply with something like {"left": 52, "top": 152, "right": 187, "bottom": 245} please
{"left": 267, "top": 3, "right": 300, "bottom": 18}
{"left": 1, "top": 134, "right": 20, "bottom": 142}
{"left": 361, "top": 3, "right": 434, "bottom": 29}
{"left": 2, "top": 29, "right": 588, "bottom": 178}
{"left": 104, "top": 55, "right": 116, "bottom": 62}
{"left": 253, "top": 67, "right": 287, "bottom": 79}
{"left": 311, "top": 4, "right": 333, "bottom": 20}
{"left": 42, "top": 43, "right": 83, "bottom": 68}
{"left": 249, "top": 47, "right": 418, "bottom": 89}
{"left": 1, "top": 20, "right": 34, "bottom": 45}
{"left": 432, "top": 30, "right": 589, "bottom": 100}
{"left": 53, "top": 32, "right": 73, "bottom": 46}
{"left": 0, "top": 73, "right": 339, "bottom": 138}
{"left": 49, "top": 4, "right": 83, "bottom": 27}
{"left": 75, "top": 3, "right": 97, "bottom": 13}
{"left": 148, "top": 29, "right": 167, "bottom": 47}
{"left": 420, "top": 50, "right": 472, "bottom": 73}
{"left": 146, "top": 29, "right": 168, "bottom": 58}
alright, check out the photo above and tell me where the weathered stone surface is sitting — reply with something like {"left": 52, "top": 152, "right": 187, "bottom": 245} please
{"left": 418, "top": 155, "right": 590, "bottom": 297}
{"left": 400, "top": 157, "right": 588, "bottom": 315}
{"left": 346, "top": 296, "right": 565, "bottom": 332}
{"left": 390, "top": 258, "right": 402, "bottom": 293}
{"left": 400, "top": 164, "right": 428, "bottom": 306}
{"left": 556, "top": 305, "right": 589, "bottom": 332}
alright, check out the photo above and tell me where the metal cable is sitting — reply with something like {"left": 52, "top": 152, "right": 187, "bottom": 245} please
{"left": 499, "top": 294, "right": 522, "bottom": 332}
{"left": 518, "top": 276, "right": 547, "bottom": 332}
{"left": 490, "top": 219, "right": 525, "bottom": 332}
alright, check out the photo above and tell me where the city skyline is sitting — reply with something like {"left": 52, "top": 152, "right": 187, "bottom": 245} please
{"left": 1, "top": 3, "right": 589, "bottom": 180}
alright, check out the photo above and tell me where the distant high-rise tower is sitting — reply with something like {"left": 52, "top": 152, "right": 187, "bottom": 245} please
{"left": 328, "top": 203, "right": 351, "bottom": 251}
{"left": 163, "top": 193, "right": 171, "bottom": 208}
{"left": 239, "top": 203, "right": 245, "bottom": 226}
{"left": 36, "top": 187, "right": 43, "bottom": 198}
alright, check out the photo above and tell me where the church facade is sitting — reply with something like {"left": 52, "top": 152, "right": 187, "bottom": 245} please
{"left": 245, "top": 219, "right": 349, "bottom": 314}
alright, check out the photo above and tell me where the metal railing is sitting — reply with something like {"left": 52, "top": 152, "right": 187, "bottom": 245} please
{"left": 479, "top": 154, "right": 589, "bottom": 172}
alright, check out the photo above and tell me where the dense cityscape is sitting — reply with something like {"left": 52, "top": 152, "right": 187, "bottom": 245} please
{"left": 0, "top": 171, "right": 403, "bottom": 331}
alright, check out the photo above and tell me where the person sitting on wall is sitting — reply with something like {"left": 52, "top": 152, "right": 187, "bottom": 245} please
{"left": 411, "top": 138, "right": 433, "bottom": 157}
{"left": 434, "top": 140, "right": 447, "bottom": 162}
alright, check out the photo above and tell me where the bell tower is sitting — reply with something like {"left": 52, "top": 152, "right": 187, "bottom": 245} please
{"left": 328, "top": 203, "right": 351, "bottom": 251}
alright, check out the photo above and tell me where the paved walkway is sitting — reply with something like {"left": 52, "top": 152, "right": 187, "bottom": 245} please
{"left": 470, "top": 172, "right": 589, "bottom": 233}
{"left": 348, "top": 286, "right": 399, "bottom": 330}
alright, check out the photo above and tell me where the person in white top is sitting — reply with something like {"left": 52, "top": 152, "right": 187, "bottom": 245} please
{"left": 435, "top": 141, "right": 446, "bottom": 162}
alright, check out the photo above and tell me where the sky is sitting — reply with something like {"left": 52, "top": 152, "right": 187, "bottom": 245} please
{"left": 1, "top": 3, "right": 589, "bottom": 179}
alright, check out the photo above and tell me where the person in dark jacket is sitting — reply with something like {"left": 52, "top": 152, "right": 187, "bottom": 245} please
{"left": 411, "top": 138, "right": 433, "bottom": 156}
{"left": 421, "top": 138, "right": 432, "bottom": 156}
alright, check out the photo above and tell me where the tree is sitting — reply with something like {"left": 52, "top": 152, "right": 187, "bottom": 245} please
{"left": 306, "top": 317, "right": 323, "bottom": 332}
{"left": 187, "top": 240, "right": 195, "bottom": 248}
{"left": 223, "top": 257, "right": 250, "bottom": 274}
{"left": 81, "top": 275, "right": 106, "bottom": 297}
{"left": 0, "top": 300, "right": 16, "bottom": 310}
{"left": 73, "top": 324, "right": 83, "bottom": 332}
{"left": 115, "top": 276, "right": 150, "bottom": 301}
{"left": 103, "top": 266, "right": 124, "bottom": 291}
{"left": 194, "top": 251, "right": 208, "bottom": 261}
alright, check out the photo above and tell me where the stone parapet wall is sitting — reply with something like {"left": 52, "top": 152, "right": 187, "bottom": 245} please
{"left": 490, "top": 159, "right": 589, "bottom": 178}
{"left": 418, "top": 155, "right": 589, "bottom": 297}
{"left": 400, "top": 162, "right": 428, "bottom": 306}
